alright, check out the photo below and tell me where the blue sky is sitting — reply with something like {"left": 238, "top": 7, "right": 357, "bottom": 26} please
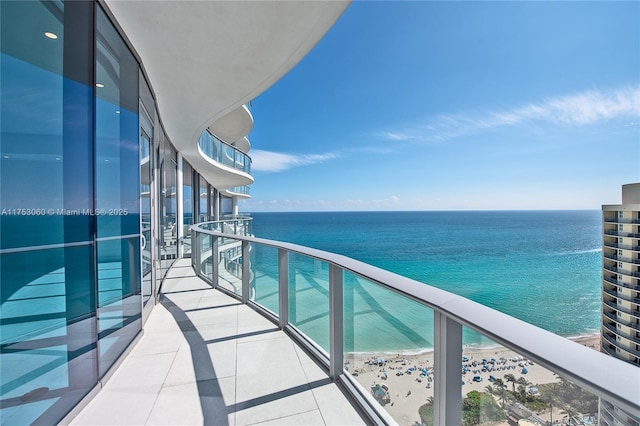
{"left": 243, "top": 1, "right": 639, "bottom": 212}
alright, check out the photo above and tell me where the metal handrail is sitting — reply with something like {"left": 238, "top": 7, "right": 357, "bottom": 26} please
{"left": 190, "top": 223, "right": 640, "bottom": 423}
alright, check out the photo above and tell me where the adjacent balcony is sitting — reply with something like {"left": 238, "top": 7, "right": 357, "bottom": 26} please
{"left": 194, "top": 130, "right": 253, "bottom": 190}
{"left": 222, "top": 185, "right": 251, "bottom": 198}
{"left": 199, "top": 131, "right": 252, "bottom": 175}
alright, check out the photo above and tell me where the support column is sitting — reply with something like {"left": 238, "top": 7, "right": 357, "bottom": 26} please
{"left": 176, "top": 152, "right": 183, "bottom": 258}
{"left": 213, "top": 188, "right": 220, "bottom": 221}
{"left": 212, "top": 235, "right": 219, "bottom": 287}
{"left": 241, "top": 240, "right": 250, "bottom": 303}
{"left": 329, "top": 264, "right": 343, "bottom": 380}
{"left": 278, "top": 249, "right": 288, "bottom": 329}
{"left": 433, "top": 311, "right": 462, "bottom": 426}
{"left": 232, "top": 196, "right": 239, "bottom": 217}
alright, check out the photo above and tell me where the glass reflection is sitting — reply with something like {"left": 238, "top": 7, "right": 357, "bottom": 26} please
{"left": 183, "top": 161, "right": 193, "bottom": 256}
{"left": 251, "top": 245, "right": 280, "bottom": 315}
{"left": 159, "top": 144, "right": 177, "bottom": 278}
{"left": 288, "top": 254, "right": 329, "bottom": 351}
{"left": 141, "top": 127, "right": 152, "bottom": 307}
{"left": 1, "top": 1, "right": 98, "bottom": 424}
{"left": 95, "top": 5, "right": 141, "bottom": 377}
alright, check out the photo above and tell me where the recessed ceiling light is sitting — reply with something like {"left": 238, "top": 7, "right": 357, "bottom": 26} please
{"left": 44, "top": 32, "right": 58, "bottom": 40}
{"left": 55, "top": 157, "right": 61, "bottom": 161}
{"left": 115, "top": 110, "right": 121, "bottom": 114}
{"left": 96, "top": 83, "right": 105, "bottom": 88}
{"left": 3, "top": 155, "right": 9, "bottom": 159}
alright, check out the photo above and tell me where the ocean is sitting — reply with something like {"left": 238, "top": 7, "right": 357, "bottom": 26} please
{"left": 250, "top": 210, "right": 602, "bottom": 353}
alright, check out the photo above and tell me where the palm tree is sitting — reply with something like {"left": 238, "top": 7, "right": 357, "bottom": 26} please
{"left": 543, "top": 392, "right": 561, "bottom": 425}
{"left": 561, "top": 406, "right": 580, "bottom": 425}
{"left": 493, "top": 379, "right": 508, "bottom": 407}
{"left": 504, "top": 374, "right": 516, "bottom": 394}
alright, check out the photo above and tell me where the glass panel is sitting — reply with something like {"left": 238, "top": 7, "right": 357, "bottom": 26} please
{"left": 461, "top": 328, "right": 600, "bottom": 426}
{"left": 199, "top": 176, "right": 208, "bottom": 223}
{"left": 183, "top": 161, "right": 193, "bottom": 256}
{"left": 95, "top": 5, "right": 141, "bottom": 377}
{"left": 218, "top": 239, "right": 243, "bottom": 296}
{"left": 0, "top": 246, "right": 97, "bottom": 425}
{"left": 251, "top": 245, "right": 279, "bottom": 315}
{"left": 200, "top": 234, "right": 213, "bottom": 281}
{"left": 1, "top": 1, "right": 97, "bottom": 423}
{"left": 160, "top": 144, "right": 177, "bottom": 277}
{"left": 140, "top": 128, "right": 152, "bottom": 307}
{"left": 96, "top": 238, "right": 141, "bottom": 376}
{"left": 342, "top": 272, "right": 434, "bottom": 425}
{"left": 288, "top": 253, "right": 329, "bottom": 351}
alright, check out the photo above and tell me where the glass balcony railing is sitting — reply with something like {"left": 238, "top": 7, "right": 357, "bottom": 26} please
{"left": 226, "top": 185, "right": 251, "bottom": 196}
{"left": 190, "top": 223, "right": 640, "bottom": 426}
{"left": 198, "top": 130, "right": 251, "bottom": 174}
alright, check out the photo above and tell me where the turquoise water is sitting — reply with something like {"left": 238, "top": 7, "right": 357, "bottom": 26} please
{"left": 251, "top": 210, "right": 602, "bottom": 352}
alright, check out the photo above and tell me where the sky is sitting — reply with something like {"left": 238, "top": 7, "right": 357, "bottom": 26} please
{"left": 242, "top": 1, "right": 640, "bottom": 212}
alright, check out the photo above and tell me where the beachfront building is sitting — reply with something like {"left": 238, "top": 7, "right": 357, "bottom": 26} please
{"left": 1, "top": 1, "right": 638, "bottom": 425}
{"left": 601, "top": 183, "right": 640, "bottom": 426}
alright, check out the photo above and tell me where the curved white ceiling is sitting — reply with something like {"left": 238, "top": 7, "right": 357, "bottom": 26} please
{"left": 104, "top": 0, "right": 349, "bottom": 189}
{"left": 208, "top": 105, "right": 253, "bottom": 146}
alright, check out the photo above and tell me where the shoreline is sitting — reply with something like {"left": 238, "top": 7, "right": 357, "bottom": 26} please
{"left": 345, "top": 333, "right": 601, "bottom": 426}
{"left": 344, "top": 332, "right": 601, "bottom": 357}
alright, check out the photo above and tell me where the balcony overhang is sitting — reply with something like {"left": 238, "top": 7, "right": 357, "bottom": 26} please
{"left": 104, "top": 1, "right": 349, "bottom": 183}
{"left": 208, "top": 105, "right": 253, "bottom": 146}
{"left": 233, "top": 136, "right": 251, "bottom": 154}
{"left": 194, "top": 145, "right": 254, "bottom": 190}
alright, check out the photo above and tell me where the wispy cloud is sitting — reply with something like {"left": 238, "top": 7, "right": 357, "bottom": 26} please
{"left": 241, "top": 195, "right": 401, "bottom": 211}
{"left": 250, "top": 149, "right": 340, "bottom": 173}
{"left": 380, "top": 86, "right": 640, "bottom": 143}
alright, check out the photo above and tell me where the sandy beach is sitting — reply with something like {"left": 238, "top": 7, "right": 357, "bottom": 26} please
{"left": 344, "top": 334, "right": 600, "bottom": 426}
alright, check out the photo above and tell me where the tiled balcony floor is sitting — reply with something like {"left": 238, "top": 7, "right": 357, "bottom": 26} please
{"left": 70, "top": 260, "right": 365, "bottom": 425}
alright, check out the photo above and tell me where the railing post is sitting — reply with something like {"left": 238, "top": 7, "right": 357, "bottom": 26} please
{"left": 329, "top": 264, "right": 343, "bottom": 380}
{"left": 212, "top": 235, "right": 218, "bottom": 288}
{"left": 192, "top": 230, "right": 198, "bottom": 270}
{"left": 242, "top": 240, "right": 250, "bottom": 303}
{"left": 433, "top": 311, "right": 462, "bottom": 426}
{"left": 278, "top": 249, "right": 288, "bottom": 329}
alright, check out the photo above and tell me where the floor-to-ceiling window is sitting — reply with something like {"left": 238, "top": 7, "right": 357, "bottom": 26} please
{"left": 0, "top": 1, "right": 97, "bottom": 423}
{"left": 94, "top": 5, "right": 141, "bottom": 376}
{"left": 1, "top": 2, "right": 143, "bottom": 423}
{"left": 199, "top": 175, "right": 209, "bottom": 223}
{"left": 140, "top": 110, "right": 154, "bottom": 320}
{"left": 183, "top": 161, "right": 193, "bottom": 257}
{"left": 159, "top": 140, "right": 177, "bottom": 279}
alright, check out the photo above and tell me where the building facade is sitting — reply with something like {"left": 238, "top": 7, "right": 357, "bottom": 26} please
{"left": 601, "top": 183, "right": 640, "bottom": 426}
{"left": 0, "top": 1, "right": 347, "bottom": 424}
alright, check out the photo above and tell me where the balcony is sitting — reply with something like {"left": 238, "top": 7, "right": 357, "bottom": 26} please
{"left": 603, "top": 240, "right": 640, "bottom": 251}
{"left": 70, "top": 260, "right": 365, "bottom": 425}
{"left": 603, "top": 310, "right": 640, "bottom": 332}
{"left": 208, "top": 105, "right": 254, "bottom": 147}
{"left": 194, "top": 131, "right": 253, "bottom": 189}
{"left": 602, "top": 333, "right": 640, "bottom": 358}
{"left": 222, "top": 185, "right": 252, "bottom": 198}
{"left": 603, "top": 287, "right": 640, "bottom": 306}
{"left": 71, "top": 224, "right": 640, "bottom": 425}
{"left": 604, "top": 218, "right": 640, "bottom": 224}
{"left": 603, "top": 252, "right": 640, "bottom": 265}
{"left": 603, "top": 299, "right": 640, "bottom": 320}
{"left": 604, "top": 230, "right": 640, "bottom": 239}
{"left": 603, "top": 275, "right": 640, "bottom": 292}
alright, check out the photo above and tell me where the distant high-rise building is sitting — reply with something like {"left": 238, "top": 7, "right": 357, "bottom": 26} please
{"left": 601, "top": 183, "right": 640, "bottom": 426}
